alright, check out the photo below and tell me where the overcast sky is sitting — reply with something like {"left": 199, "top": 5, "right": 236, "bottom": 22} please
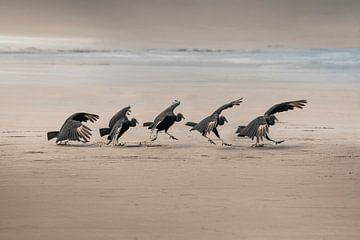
{"left": 0, "top": 0, "right": 359, "bottom": 48}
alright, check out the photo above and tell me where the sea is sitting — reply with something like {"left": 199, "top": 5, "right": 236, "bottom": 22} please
{"left": 0, "top": 47, "right": 359, "bottom": 87}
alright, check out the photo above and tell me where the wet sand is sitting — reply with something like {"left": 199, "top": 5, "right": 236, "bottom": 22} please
{"left": 0, "top": 83, "right": 360, "bottom": 240}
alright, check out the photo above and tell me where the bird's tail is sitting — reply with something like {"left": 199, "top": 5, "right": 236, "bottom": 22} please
{"left": 143, "top": 122, "right": 153, "bottom": 127}
{"left": 185, "top": 122, "right": 197, "bottom": 127}
{"left": 236, "top": 125, "right": 246, "bottom": 137}
{"left": 47, "top": 131, "right": 59, "bottom": 141}
{"left": 99, "top": 128, "right": 111, "bottom": 137}
{"left": 185, "top": 122, "right": 198, "bottom": 131}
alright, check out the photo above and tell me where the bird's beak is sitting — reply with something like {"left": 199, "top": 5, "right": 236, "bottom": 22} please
{"left": 135, "top": 119, "right": 139, "bottom": 124}
{"left": 182, "top": 116, "right": 185, "bottom": 120}
{"left": 274, "top": 116, "right": 279, "bottom": 122}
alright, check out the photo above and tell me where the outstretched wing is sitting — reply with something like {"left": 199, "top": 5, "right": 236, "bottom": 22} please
{"left": 237, "top": 116, "right": 268, "bottom": 140}
{"left": 212, "top": 98, "right": 243, "bottom": 115}
{"left": 57, "top": 120, "right": 93, "bottom": 143}
{"left": 109, "top": 106, "right": 131, "bottom": 128}
{"left": 149, "top": 100, "right": 180, "bottom": 130}
{"left": 68, "top": 112, "right": 99, "bottom": 123}
{"left": 264, "top": 100, "right": 307, "bottom": 116}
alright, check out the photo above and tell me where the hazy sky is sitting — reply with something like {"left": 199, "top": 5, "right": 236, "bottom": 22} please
{"left": 0, "top": 0, "right": 359, "bottom": 48}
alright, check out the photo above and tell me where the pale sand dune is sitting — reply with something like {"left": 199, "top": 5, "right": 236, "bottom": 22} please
{"left": 0, "top": 84, "right": 360, "bottom": 240}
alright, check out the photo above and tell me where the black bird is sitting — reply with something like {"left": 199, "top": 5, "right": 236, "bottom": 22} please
{"left": 47, "top": 112, "right": 99, "bottom": 144}
{"left": 143, "top": 100, "right": 185, "bottom": 141}
{"left": 185, "top": 98, "right": 243, "bottom": 146}
{"left": 236, "top": 100, "right": 307, "bottom": 147}
{"left": 99, "top": 106, "right": 139, "bottom": 145}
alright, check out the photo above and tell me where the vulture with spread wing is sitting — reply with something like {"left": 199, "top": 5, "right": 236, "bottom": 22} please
{"left": 47, "top": 112, "right": 99, "bottom": 144}
{"left": 143, "top": 100, "right": 185, "bottom": 141}
{"left": 236, "top": 100, "right": 307, "bottom": 147}
{"left": 99, "top": 106, "right": 139, "bottom": 145}
{"left": 186, "top": 98, "right": 243, "bottom": 146}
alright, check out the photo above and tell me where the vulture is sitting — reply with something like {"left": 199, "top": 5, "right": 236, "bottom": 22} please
{"left": 186, "top": 98, "right": 243, "bottom": 146}
{"left": 47, "top": 112, "right": 99, "bottom": 144}
{"left": 236, "top": 100, "right": 307, "bottom": 147}
{"left": 143, "top": 100, "right": 185, "bottom": 141}
{"left": 99, "top": 106, "right": 138, "bottom": 145}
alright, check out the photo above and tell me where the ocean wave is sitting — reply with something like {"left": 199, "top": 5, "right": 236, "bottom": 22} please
{"left": 0, "top": 47, "right": 359, "bottom": 69}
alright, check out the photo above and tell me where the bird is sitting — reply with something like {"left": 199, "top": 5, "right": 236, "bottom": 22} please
{"left": 99, "top": 106, "right": 139, "bottom": 145}
{"left": 143, "top": 100, "right": 185, "bottom": 141}
{"left": 236, "top": 100, "right": 307, "bottom": 147}
{"left": 47, "top": 112, "right": 99, "bottom": 144}
{"left": 185, "top": 98, "right": 243, "bottom": 146}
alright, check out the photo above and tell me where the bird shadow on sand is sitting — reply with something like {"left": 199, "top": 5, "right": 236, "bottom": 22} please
{"left": 249, "top": 144, "right": 306, "bottom": 150}
{"left": 55, "top": 143, "right": 99, "bottom": 148}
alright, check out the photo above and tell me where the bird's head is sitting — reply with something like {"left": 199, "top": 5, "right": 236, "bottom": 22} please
{"left": 218, "top": 115, "right": 228, "bottom": 125}
{"left": 126, "top": 106, "right": 131, "bottom": 116}
{"left": 266, "top": 115, "right": 278, "bottom": 125}
{"left": 176, "top": 113, "right": 185, "bottom": 122}
{"left": 130, "top": 118, "right": 139, "bottom": 127}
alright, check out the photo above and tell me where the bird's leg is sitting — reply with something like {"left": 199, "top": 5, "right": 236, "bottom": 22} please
{"left": 220, "top": 139, "right": 232, "bottom": 146}
{"left": 206, "top": 137, "right": 216, "bottom": 145}
{"left": 265, "top": 134, "right": 284, "bottom": 145}
{"left": 165, "top": 131, "right": 178, "bottom": 140}
{"left": 212, "top": 128, "right": 231, "bottom": 146}
{"left": 151, "top": 130, "right": 158, "bottom": 141}
{"left": 252, "top": 137, "right": 263, "bottom": 147}
{"left": 203, "top": 133, "right": 216, "bottom": 145}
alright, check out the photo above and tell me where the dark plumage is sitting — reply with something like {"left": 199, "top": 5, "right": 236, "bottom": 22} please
{"left": 186, "top": 98, "right": 243, "bottom": 146}
{"left": 143, "top": 100, "right": 185, "bottom": 141}
{"left": 47, "top": 112, "right": 99, "bottom": 144}
{"left": 236, "top": 100, "right": 307, "bottom": 147}
{"left": 99, "top": 106, "right": 138, "bottom": 145}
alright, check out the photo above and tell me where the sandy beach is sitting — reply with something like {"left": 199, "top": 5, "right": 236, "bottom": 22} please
{"left": 0, "top": 57, "right": 359, "bottom": 240}
{"left": 1, "top": 0, "right": 360, "bottom": 238}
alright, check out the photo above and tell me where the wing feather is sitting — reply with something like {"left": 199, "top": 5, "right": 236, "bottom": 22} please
{"left": 57, "top": 120, "right": 93, "bottom": 142}
{"left": 212, "top": 98, "right": 243, "bottom": 115}
{"left": 109, "top": 106, "right": 131, "bottom": 128}
{"left": 264, "top": 100, "right": 307, "bottom": 116}
{"left": 68, "top": 112, "right": 99, "bottom": 123}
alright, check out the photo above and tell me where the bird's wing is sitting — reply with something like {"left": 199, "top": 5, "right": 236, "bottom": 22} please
{"left": 109, "top": 106, "right": 131, "bottom": 128}
{"left": 108, "top": 119, "right": 124, "bottom": 141}
{"left": 67, "top": 112, "right": 99, "bottom": 123}
{"left": 264, "top": 100, "right": 307, "bottom": 116}
{"left": 162, "top": 100, "right": 181, "bottom": 113}
{"left": 149, "top": 113, "right": 168, "bottom": 129}
{"left": 149, "top": 101, "right": 179, "bottom": 129}
{"left": 212, "top": 98, "right": 243, "bottom": 115}
{"left": 238, "top": 116, "right": 268, "bottom": 140}
{"left": 58, "top": 120, "right": 92, "bottom": 142}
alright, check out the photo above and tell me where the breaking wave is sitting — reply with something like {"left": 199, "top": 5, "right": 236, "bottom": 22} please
{"left": 0, "top": 47, "right": 359, "bottom": 70}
